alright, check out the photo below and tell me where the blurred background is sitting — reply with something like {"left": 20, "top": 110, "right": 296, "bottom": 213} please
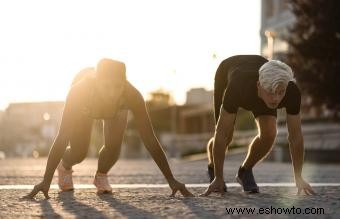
{"left": 0, "top": 0, "right": 339, "bottom": 163}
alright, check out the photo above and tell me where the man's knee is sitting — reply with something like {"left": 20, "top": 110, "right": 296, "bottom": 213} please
{"left": 257, "top": 116, "right": 277, "bottom": 147}
{"left": 259, "top": 129, "right": 277, "bottom": 147}
{"left": 207, "top": 137, "right": 214, "bottom": 149}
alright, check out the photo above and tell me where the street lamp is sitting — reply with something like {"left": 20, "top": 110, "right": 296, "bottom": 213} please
{"left": 265, "top": 30, "right": 276, "bottom": 60}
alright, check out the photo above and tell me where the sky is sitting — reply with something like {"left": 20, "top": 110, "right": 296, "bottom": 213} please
{"left": 0, "top": 0, "right": 261, "bottom": 110}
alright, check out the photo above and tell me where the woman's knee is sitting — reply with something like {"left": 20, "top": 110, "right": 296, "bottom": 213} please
{"left": 101, "top": 144, "right": 121, "bottom": 158}
{"left": 70, "top": 149, "right": 88, "bottom": 163}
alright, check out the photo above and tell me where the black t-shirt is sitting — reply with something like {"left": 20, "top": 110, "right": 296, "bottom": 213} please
{"left": 221, "top": 56, "right": 301, "bottom": 117}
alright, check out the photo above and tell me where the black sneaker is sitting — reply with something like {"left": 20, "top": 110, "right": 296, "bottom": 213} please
{"left": 207, "top": 165, "right": 227, "bottom": 192}
{"left": 236, "top": 166, "right": 259, "bottom": 193}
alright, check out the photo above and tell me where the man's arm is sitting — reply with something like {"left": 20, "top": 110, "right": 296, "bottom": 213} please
{"left": 212, "top": 78, "right": 239, "bottom": 180}
{"left": 286, "top": 114, "right": 304, "bottom": 178}
{"left": 213, "top": 108, "right": 236, "bottom": 179}
{"left": 201, "top": 108, "right": 236, "bottom": 196}
{"left": 287, "top": 113, "right": 316, "bottom": 195}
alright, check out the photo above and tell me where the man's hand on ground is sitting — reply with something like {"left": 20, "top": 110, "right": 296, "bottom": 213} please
{"left": 200, "top": 177, "right": 226, "bottom": 197}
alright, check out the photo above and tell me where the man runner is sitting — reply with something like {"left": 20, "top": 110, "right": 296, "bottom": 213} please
{"left": 202, "top": 55, "right": 315, "bottom": 196}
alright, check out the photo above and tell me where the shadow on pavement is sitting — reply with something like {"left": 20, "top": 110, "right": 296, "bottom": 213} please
{"left": 180, "top": 189, "right": 323, "bottom": 217}
{"left": 18, "top": 194, "right": 61, "bottom": 218}
{"left": 98, "top": 193, "right": 158, "bottom": 219}
{"left": 30, "top": 199, "right": 62, "bottom": 218}
{"left": 180, "top": 197, "right": 222, "bottom": 218}
{"left": 57, "top": 191, "right": 106, "bottom": 218}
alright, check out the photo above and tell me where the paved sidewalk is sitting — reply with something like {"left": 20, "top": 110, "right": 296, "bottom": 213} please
{"left": 0, "top": 156, "right": 339, "bottom": 218}
{"left": 1, "top": 186, "right": 339, "bottom": 218}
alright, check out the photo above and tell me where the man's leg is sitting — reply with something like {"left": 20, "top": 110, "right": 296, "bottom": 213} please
{"left": 242, "top": 115, "right": 277, "bottom": 169}
{"left": 208, "top": 58, "right": 229, "bottom": 183}
{"left": 206, "top": 135, "right": 228, "bottom": 191}
{"left": 97, "top": 110, "right": 128, "bottom": 174}
{"left": 206, "top": 137, "right": 216, "bottom": 184}
{"left": 237, "top": 115, "right": 277, "bottom": 193}
{"left": 207, "top": 137, "right": 214, "bottom": 167}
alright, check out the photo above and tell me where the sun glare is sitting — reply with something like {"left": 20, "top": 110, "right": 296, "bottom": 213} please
{"left": 0, "top": 0, "right": 260, "bottom": 109}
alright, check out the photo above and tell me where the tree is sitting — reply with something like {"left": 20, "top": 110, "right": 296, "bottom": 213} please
{"left": 286, "top": 0, "right": 340, "bottom": 111}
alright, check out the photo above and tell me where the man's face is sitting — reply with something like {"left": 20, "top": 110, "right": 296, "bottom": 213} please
{"left": 257, "top": 81, "right": 287, "bottom": 109}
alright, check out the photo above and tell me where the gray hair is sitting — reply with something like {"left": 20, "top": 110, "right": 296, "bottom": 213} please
{"left": 258, "top": 60, "right": 296, "bottom": 92}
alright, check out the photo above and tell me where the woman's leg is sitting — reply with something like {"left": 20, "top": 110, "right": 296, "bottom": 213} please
{"left": 97, "top": 110, "right": 128, "bottom": 174}
{"left": 62, "top": 119, "right": 93, "bottom": 169}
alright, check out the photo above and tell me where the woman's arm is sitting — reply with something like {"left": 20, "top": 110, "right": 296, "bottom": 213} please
{"left": 24, "top": 89, "right": 77, "bottom": 198}
{"left": 126, "top": 84, "right": 192, "bottom": 196}
{"left": 129, "top": 88, "right": 175, "bottom": 182}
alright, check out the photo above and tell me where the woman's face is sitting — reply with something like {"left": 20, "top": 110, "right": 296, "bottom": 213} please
{"left": 257, "top": 82, "right": 287, "bottom": 109}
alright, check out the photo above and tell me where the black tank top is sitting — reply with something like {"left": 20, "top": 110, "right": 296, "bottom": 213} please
{"left": 71, "top": 68, "right": 127, "bottom": 119}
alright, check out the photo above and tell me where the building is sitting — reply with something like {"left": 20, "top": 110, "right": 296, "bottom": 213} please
{"left": 260, "top": 0, "right": 294, "bottom": 59}
{"left": 159, "top": 88, "right": 215, "bottom": 157}
{"left": 179, "top": 88, "right": 214, "bottom": 134}
{"left": 260, "top": 0, "right": 340, "bottom": 162}
{"left": 0, "top": 101, "right": 149, "bottom": 158}
{"left": 163, "top": 88, "right": 258, "bottom": 157}
{"left": 185, "top": 88, "right": 213, "bottom": 106}
{"left": 260, "top": 0, "right": 334, "bottom": 118}
{"left": 0, "top": 101, "right": 64, "bottom": 157}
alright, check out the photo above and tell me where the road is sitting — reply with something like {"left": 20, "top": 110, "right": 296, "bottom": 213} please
{"left": 0, "top": 153, "right": 339, "bottom": 218}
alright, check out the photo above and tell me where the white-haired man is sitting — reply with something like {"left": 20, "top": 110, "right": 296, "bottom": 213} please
{"left": 201, "top": 55, "right": 315, "bottom": 196}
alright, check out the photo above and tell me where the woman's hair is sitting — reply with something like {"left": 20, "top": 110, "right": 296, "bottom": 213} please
{"left": 71, "top": 67, "right": 95, "bottom": 85}
{"left": 258, "top": 60, "right": 295, "bottom": 92}
{"left": 96, "top": 58, "right": 126, "bottom": 80}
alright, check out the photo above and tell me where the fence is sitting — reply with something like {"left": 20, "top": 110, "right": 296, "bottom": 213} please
{"left": 161, "top": 123, "right": 340, "bottom": 158}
